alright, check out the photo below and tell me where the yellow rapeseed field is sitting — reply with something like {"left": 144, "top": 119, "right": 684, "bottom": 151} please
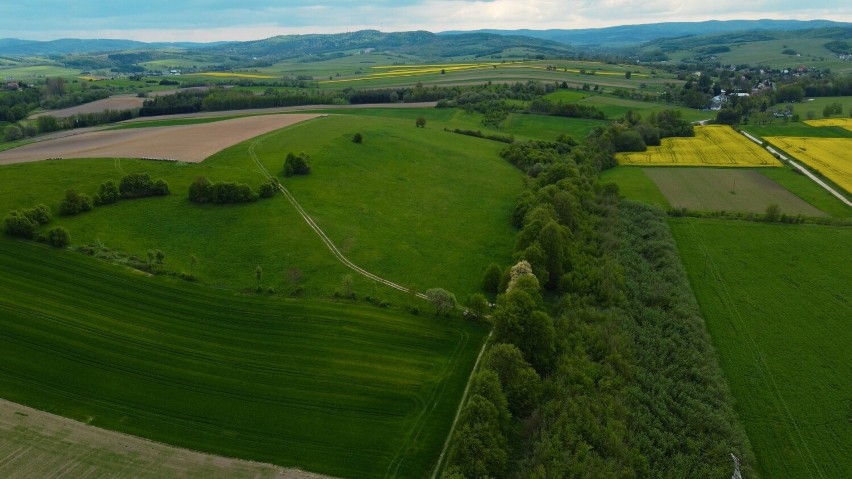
{"left": 764, "top": 137, "right": 852, "bottom": 193}
{"left": 617, "top": 125, "right": 783, "bottom": 167}
{"left": 804, "top": 118, "right": 852, "bottom": 132}
{"left": 320, "top": 63, "right": 499, "bottom": 84}
{"left": 804, "top": 118, "right": 852, "bottom": 127}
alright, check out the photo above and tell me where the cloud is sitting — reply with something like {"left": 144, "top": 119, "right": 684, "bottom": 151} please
{"left": 0, "top": 0, "right": 850, "bottom": 41}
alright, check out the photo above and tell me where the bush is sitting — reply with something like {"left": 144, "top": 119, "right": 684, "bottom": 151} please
{"left": 47, "top": 226, "right": 70, "bottom": 247}
{"left": 258, "top": 177, "right": 279, "bottom": 198}
{"left": 352, "top": 132, "right": 363, "bottom": 143}
{"left": 3, "top": 210, "right": 37, "bottom": 238}
{"left": 189, "top": 175, "right": 258, "bottom": 204}
{"left": 22, "top": 204, "right": 52, "bottom": 225}
{"left": 283, "top": 152, "right": 311, "bottom": 176}
{"left": 94, "top": 180, "right": 120, "bottom": 205}
{"left": 119, "top": 172, "right": 170, "bottom": 199}
{"left": 59, "top": 189, "right": 92, "bottom": 216}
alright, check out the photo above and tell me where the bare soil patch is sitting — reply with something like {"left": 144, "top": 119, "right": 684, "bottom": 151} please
{"left": 30, "top": 95, "right": 146, "bottom": 119}
{"left": 0, "top": 398, "right": 338, "bottom": 479}
{"left": 0, "top": 114, "right": 319, "bottom": 164}
{"left": 644, "top": 167, "right": 826, "bottom": 216}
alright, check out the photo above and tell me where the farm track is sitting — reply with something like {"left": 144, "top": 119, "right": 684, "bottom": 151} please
{"left": 248, "top": 131, "right": 429, "bottom": 301}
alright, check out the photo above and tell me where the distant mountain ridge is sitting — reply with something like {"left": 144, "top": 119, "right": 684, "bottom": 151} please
{"left": 1, "top": 19, "right": 849, "bottom": 57}
{"left": 0, "top": 38, "right": 226, "bottom": 56}
{"left": 441, "top": 19, "right": 850, "bottom": 46}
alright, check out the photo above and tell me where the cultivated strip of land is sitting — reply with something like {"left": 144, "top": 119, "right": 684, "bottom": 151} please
{"left": 0, "top": 114, "right": 319, "bottom": 164}
{"left": 0, "top": 399, "right": 336, "bottom": 479}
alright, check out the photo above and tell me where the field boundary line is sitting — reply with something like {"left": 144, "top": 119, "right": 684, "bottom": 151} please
{"left": 247, "top": 132, "right": 429, "bottom": 301}
{"left": 430, "top": 328, "right": 494, "bottom": 479}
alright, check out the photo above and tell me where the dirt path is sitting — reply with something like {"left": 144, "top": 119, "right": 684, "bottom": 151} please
{"left": 0, "top": 114, "right": 319, "bottom": 165}
{"left": 0, "top": 398, "right": 339, "bottom": 479}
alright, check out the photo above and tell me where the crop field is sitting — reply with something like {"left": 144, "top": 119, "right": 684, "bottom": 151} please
{"left": 758, "top": 166, "right": 852, "bottom": 219}
{"left": 598, "top": 166, "right": 670, "bottom": 208}
{"left": 617, "top": 125, "right": 782, "bottom": 167}
{"left": 0, "top": 238, "right": 488, "bottom": 478}
{"left": 643, "top": 167, "right": 826, "bottom": 215}
{"left": 0, "top": 114, "right": 318, "bottom": 164}
{"left": 669, "top": 218, "right": 852, "bottom": 479}
{"left": 197, "top": 72, "right": 277, "bottom": 79}
{"left": 0, "top": 399, "right": 324, "bottom": 479}
{"left": 764, "top": 137, "right": 852, "bottom": 194}
{"left": 805, "top": 117, "right": 852, "bottom": 131}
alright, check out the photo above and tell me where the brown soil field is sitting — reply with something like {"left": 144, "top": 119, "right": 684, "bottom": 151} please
{"left": 30, "top": 95, "right": 146, "bottom": 119}
{"left": 644, "top": 167, "right": 826, "bottom": 216}
{"left": 0, "top": 398, "right": 338, "bottom": 479}
{"left": 0, "top": 114, "right": 319, "bottom": 164}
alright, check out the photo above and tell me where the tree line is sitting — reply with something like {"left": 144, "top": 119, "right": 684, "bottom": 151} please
{"left": 442, "top": 121, "right": 754, "bottom": 478}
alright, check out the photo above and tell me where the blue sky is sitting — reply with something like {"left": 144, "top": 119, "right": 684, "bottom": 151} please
{"left": 1, "top": 1, "right": 849, "bottom": 42}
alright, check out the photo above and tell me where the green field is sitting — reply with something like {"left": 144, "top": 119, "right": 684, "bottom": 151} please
{"left": 577, "top": 94, "right": 712, "bottom": 121}
{"left": 599, "top": 166, "right": 670, "bottom": 208}
{"left": 0, "top": 113, "right": 524, "bottom": 300}
{"left": 670, "top": 218, "right": 852, "bottom": 479}
{"left": 0, "top": 237, "right": 488, "bottom": 478}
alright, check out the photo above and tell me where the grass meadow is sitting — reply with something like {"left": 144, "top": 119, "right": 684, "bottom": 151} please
{"left": 0, "top": 237, "right": 488, "bottom": 478}
{"left": 0, "top": 111, "right": 525, "bottom": 301}
{"left": 598, "top": 166, "right": 670, "bottom": 209}
{"left": 669, "top": 218, "right": 852, "bottom": 479}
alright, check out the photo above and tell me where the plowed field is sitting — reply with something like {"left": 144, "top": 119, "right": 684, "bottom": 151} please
{"left": 0, "top": 114, "right": 318, "bottom": 164}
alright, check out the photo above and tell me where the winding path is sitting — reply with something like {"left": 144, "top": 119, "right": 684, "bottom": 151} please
{"left": 247, "top": 131, "right": 429, "bottom": 301}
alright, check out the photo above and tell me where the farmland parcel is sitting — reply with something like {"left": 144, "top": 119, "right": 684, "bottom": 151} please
{"left": 763, "top": 137, "right": 852, "bottom": 194}
{"left": 670, "top": 219, "right": 852, "bottom": 479}
{"left": 643, "top": 167, "right": 826, "bottom": 215}
{"left": 0, "top": 238, "right": 487, "bottom": 479}
{"left": 617, "top": 125, "right": 782, "bottom": 167}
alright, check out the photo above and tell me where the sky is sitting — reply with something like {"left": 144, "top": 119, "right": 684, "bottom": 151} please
{"left": 1, "top": 1, "right": 850, "bottom": 42}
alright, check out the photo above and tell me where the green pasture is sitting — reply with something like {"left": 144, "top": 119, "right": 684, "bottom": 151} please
{"left": 0, "top": 237, "right": 488, "bottom": 478}
{"left": 0, "top": 112, "right": 524, "bottom": 300}
{"left": 252, "top": 114, "right": 524, "bottom": 299}
{"left": 0, "top": 64, "right": 80, "bottom": 79}
{"left": 598, "top": 166, "right": 670, "bottom": 208}
{"left": 789, "top": 96, "right": 852, "bottom": 120}
{"left": 718, "top": 38, "right": 852, "bottom": 73}
{"left": 577, "top": 94, "right": 712, "bottom": 121}
{"left": 670, "top": 218, "right": 852, "bottom": 479}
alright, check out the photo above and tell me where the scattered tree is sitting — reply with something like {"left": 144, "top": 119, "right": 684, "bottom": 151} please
{"left": 466, "top": 293, "right": 489, "bottom": 319}
{"left": 94, "top": 180, "right": 121, "bottom": 205}
{"left": 3, "top": 210, "right": 37, "bottom": 238}
{"left": 58, "top": 189, "right": 92, "bottom": 216}
{"left": 415, "top": 116, "right": 426, "bottom": 128}
{"left": 258, "top": 177, "right": 279, "bottom": 198}
{"left": 482, "top": 262, "right": 502, "bottom": 294}
{"left": 425, "top": 287, "right": 457, "bottom": 316}
{"left": 352, "top": 132, "right": 363, "bottom": 143}
{"left": 283, "top": 152, "right": 311, "bottom": 176}
{"left": 47, "top": 226, "right": 70, "bottom": 248}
